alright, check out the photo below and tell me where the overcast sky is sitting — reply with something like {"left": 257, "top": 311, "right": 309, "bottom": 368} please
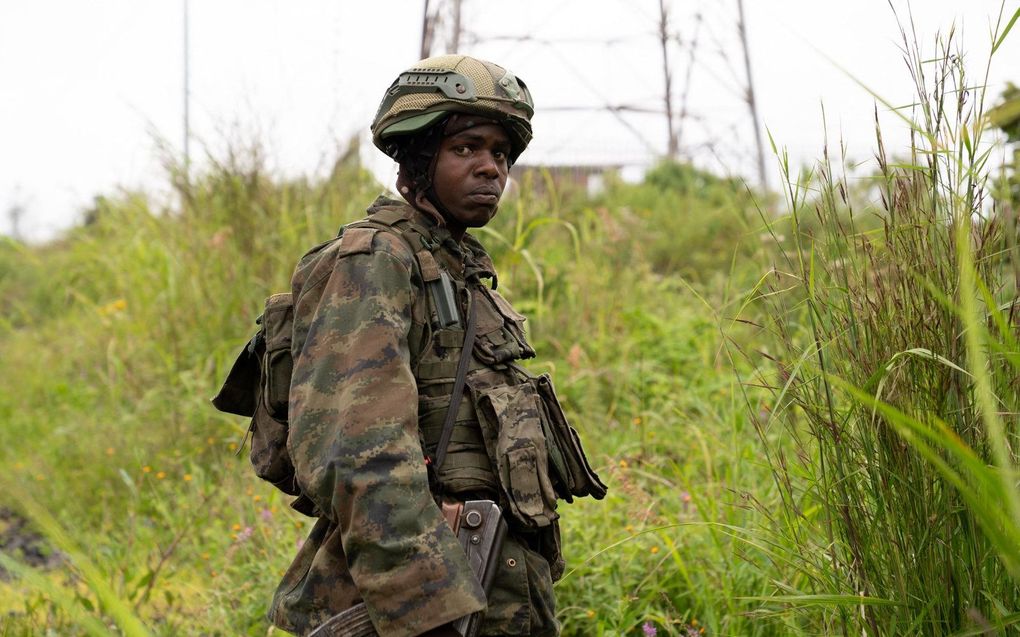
{"left": 1, "top": 1, "right": 1017, "bottom": 240}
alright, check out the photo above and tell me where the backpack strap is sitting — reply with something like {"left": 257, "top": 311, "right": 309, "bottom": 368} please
{"left": 344, "top": 213, "right": 437, "bottom": 272}
{"left": 366, "top": 206, "right": 407, "bottom": 227}
{"left": 432, "top": 291, "right": 477, "bottom": 471}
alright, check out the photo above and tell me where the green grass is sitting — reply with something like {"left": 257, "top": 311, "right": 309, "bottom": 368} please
{"left": 0, "top": 142, "right": 786, "bottom": 636}
{"left": 746, "top": 19, "right": 1020, "bottom": 636}
{"left": 2, "top": 12, "right": 1019, "bottom": 637}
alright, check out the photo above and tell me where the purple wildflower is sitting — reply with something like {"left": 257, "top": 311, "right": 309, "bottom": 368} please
{"left": 642, "top": 621, "right": 657, "bottom": 637}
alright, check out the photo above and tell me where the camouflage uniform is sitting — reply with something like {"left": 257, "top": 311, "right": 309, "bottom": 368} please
{"left": 267, "top": 196, "right": 560, "bottom": 637}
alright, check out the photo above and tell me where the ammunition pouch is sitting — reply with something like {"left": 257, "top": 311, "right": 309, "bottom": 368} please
{"left": 472, "top": 381, "right": 559, "bottom": 529}
{"left": 470, "top": 372, "right": 606, "bottom": 529}
{"left": 530, "top": 373, "right": 608, "bottom": 502}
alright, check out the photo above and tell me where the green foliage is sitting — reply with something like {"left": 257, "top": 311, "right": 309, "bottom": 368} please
{"left": 595, "top": 161, "right": 762, "bottom": 283}
{"left": 750, "top": 27, "right": 1020, "bottom": 636}
{"left": 990, "top": 82, "right": 1020, "bottom": 142}
{"left": 2, "top": 20, "right": 1017, "bottom": 636}
{"left": 0, "top": 136, "right": 787, "bottom": 635}
{"left": 990, "top": 82, "right": 1020, "bottom": 212}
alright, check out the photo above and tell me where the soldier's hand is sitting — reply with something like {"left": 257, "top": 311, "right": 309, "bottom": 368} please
{"left": 418, "top": 624, "right": 461, "bottom": 637}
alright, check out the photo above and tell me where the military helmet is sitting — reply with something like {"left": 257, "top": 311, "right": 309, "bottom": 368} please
{"left": 371, "top": 54, "right": 534, "bottom": 164}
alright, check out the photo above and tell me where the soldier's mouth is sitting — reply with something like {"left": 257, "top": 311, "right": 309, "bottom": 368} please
{"left": 468, "top": 192, "right": 499, "bottom": 204}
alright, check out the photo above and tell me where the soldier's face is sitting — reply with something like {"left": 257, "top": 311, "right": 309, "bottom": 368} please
{"left": 432, "top": 124, "right": 511, "bottom": 236}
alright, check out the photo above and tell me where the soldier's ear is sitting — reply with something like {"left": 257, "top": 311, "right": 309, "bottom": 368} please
{"left": 396, "top": 167, "right": 415, "bottom": 198}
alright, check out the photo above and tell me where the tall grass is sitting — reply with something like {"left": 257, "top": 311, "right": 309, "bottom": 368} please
{"left": 752, "top": 18, "right": 1020, "bottom": 635}
{"left": 0, "top": 145, "right": 380, "bottom": 636}
{"left": 1, "top": 134, "right": 787, "bottom": 635}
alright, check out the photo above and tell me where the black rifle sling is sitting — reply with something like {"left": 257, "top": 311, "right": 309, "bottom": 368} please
{"left": 433, "top": 289, "right": 477, "bottom": 471}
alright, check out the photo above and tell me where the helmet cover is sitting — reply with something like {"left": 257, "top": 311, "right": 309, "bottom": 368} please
{"left": 371, "top": 54, "right": 534, "bottom": 164}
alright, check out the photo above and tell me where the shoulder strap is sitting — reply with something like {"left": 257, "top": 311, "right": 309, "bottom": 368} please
{"left": 433, "top": 292, "right": 477, "bottom": 471}
{"left": 347, "top": 211, "right": 470, "bottom": 470}
{"left": 344, "top": 216, "right": 438, "bottom": 272}
{"left": 367, "top": 207, "right": 407, "bottom": 226}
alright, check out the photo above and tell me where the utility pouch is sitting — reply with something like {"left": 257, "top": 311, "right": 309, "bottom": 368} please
{"left": 212, "top": 294, "right": 304, "bottom": 500}
{"left": 472, "top": 382, "right": 559, "bottom": 529}
{"left": 250, "top": 293, "right": 298, "bottom": 494}
{"left": 530, "top": 373, "right": 608, "bottom": 502}
{"left": 472, "top": 288, "right": 535, "bottom": 366}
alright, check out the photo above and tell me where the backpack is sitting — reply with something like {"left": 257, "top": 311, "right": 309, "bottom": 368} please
{"left": 211, "top": 215, "right": 462, "bottom": 516}
{"left": 212, "top": 291, "right": 319, "bottom": 514}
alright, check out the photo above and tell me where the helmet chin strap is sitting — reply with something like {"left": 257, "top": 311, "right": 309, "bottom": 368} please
{"left": 423, "top": 153, "right": 454, "bottom": 222}
{"left": 398, "top": 122, "right": 457, "bottom": 226}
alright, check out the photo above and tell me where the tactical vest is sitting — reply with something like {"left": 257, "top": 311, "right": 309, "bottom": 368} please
{"left": 351, "top": 204, "right": 533, "bottom": 502}
{"left": 348, "top": 203, "right": 604, "bottom": 539}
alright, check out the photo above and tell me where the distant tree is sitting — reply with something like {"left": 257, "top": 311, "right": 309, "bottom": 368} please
{"left": 989, "top": 82, "right": 1020, "bottom": 207}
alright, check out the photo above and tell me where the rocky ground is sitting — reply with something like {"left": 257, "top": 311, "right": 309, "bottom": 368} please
{"left": 0, "top": 507, "right": 63, "bottom": 578}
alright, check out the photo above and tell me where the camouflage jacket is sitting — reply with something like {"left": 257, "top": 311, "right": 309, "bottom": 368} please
{"left": 267, "top": 197, "right": 559, "bottom": 637}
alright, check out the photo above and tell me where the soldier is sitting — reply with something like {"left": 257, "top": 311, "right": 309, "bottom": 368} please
{"left": 266, "top": 55, "right": 604, "bottom": 637}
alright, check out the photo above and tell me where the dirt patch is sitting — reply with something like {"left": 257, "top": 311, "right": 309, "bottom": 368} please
{"left": 0, "top": 507, "right": 64, "bottom": 579}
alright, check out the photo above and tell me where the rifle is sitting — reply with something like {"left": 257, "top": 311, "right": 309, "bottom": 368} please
{"left": 307, "top": 500, "right": 507, "bottom": 637}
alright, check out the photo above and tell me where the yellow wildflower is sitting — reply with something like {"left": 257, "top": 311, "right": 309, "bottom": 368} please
{"left": 183, "top": 473, "right": 193, "bottom": 482}
{"left": 98, "top": 299, "right": 128, "bottom": 316}
{"left": 156, "top": 471, "right": 166, "bottom": 480}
